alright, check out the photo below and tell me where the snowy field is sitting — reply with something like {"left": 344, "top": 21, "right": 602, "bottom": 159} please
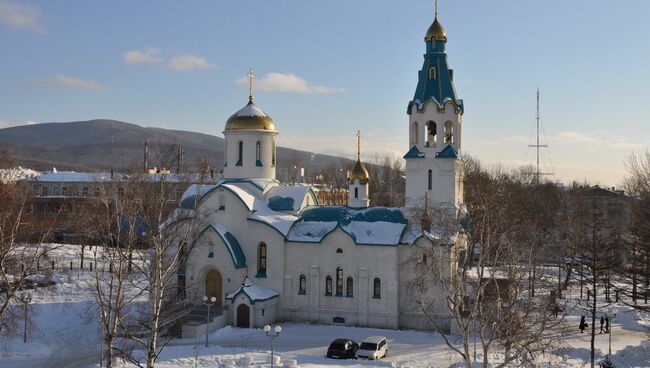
{"left": 1, "top": 244, "right": 649, "bottom": 367}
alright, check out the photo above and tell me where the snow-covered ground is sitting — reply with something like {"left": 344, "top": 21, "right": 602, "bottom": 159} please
{"left": 1, "top": 244, "right": 649, "bottom": 367}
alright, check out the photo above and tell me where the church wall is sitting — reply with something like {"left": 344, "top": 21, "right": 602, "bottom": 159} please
{"left": 223, "top": 130, "right": 277, "bottom": 180}
{"left": 283, "top": 228, "right": 399, "bottom": 329}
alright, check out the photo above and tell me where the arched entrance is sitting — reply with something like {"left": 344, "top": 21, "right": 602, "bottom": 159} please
{"left": 236, "top": 304, "right": 250, "bottom": 328}
{"left": 204, "top": 270, "right": 222, "bottom": 306}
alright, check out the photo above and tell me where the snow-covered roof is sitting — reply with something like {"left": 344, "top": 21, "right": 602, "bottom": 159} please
{"left": 226, "top": 277, "right": 279, "bottom": 304}
{"left": 287, "top": 206, "right": 408, "bottom": 246}
{"left": 0, "top": 167, "right": 40, "bottom": 183}
{"left": 265, "top": 184, "right": 315, "bottom": 211}
{"left": 233, "top": 103, "right": 268, "bottom": 118}
{"left": 27, "top": 171, "right": 192, "bottom": 183}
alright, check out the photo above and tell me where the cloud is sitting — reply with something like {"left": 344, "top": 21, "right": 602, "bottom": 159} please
{"left": 0, "top": 119, "right": 37, "bottom": 129}
{"left": 551, "top": 131, "right": 602, "bottom": 144}
{"left": 123, "top": 48, "right": 161, "bottom": 65}
{"left": 236, "top": 72, "right": 343, "bottom": 94}
{"left": 165, "top": 54, "right": 216, "bottom": 71}
{"left": 0, "top": 0, "right": 43, "bottom": 32}
{"left": 34, "top": 74, "right": 104, "bottom": 92}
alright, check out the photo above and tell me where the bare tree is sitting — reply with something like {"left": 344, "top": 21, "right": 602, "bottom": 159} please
{"left": 409, "top": 160, "right": 567, "bottom": 367}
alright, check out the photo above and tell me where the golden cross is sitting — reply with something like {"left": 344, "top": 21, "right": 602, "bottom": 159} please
{"left": 247, "top": 67, "right": 255, "bottom": 102}
{"left": 356, "top": 130, "right": 361, "bottom": 161}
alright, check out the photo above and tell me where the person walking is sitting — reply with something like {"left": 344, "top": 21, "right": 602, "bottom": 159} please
{"left": 600, "top": 315, "right": 605, "bottom": 334}
{"left": 580, "top": 315, "right": 587, "bottom": 333}
{"left": 605, "top": 315, "right": 610, "bottom": 333}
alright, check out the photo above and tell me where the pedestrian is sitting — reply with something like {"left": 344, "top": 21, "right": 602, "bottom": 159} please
{"left": 605, "top": 315, "right": 610, "bottom": 333}
{"left": 600, "top": 315, "right": 605, "bottom": 334}
{"left": 579, "top": 315, "right": 587, "bottom": 333}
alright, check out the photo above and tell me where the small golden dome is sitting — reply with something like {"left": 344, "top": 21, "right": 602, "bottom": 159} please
{"left": 425, "top": 17, "right": 447, "bottom": 41}
{"left": 348, "top": 159, "right": 369, "bottom": 184}
{"left": 224, "top": 99, "right": 276, "bottom": 131}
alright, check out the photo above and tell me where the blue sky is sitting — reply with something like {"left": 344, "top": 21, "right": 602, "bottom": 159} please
{"left": 1, "top": 0, "right": 649, "bottom": 186}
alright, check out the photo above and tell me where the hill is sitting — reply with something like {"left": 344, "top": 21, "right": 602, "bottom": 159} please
{"left": 0, "top": 119, "right": 349, "bottom": 174}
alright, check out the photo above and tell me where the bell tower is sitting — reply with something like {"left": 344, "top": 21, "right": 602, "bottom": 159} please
{"left": 347, "top": 130, "right": 370, "bottom": 208}
{"left": 404, "top": 3, "right": 464, "bottom": 209}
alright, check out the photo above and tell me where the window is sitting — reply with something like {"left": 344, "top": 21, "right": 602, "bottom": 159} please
{"left": 117, "top": 187, "right": 124, "bottom": 196}
{"left": 41, "top": 186, "right": 48, "bottom": 196}
{"left": 336, "top": 267, "right": 343, "bottom": 296}
{"left": 429, "top": 67, "right": 437, "bottom": 80}
{"left": 62, "top": 187, "right": 68, "bottom": 196}
{"left": 82, "top": 187, "right": 89, "bottom": 197}
{"left": 354, "top": 187, "right": 359, "bottom": 198}
{"left": 94, "top": 187, "right": 100, "bottom": 197}
{"left": 257, "top": 242, "right": 267, "bottom": 277}
{"left": 325, "top": 276, "right": 332, "bottom": 295}
{"left": 428, "top": 170, "right": 433, "bottom": 190}
{"left": 426, "top": 121, "right": 437, "bottom": 147}
{"left": 412, "top": 122, "right": 419, "bottom": 145}
{"left": 373, "top": 278, "right": 381, "bottom": 298}
{"left": 346, "top": 277, "right": 353, "bottom": 297}
{"left": 218, "top": 194, "right": 225, "bottom": 210}
{"left": 336, "top": 248, "right": 343, "bottom": 254}
{"left": 423, "top": 253, "right": 428, "bottom": 265}
{"left": 333, "top": 317, "right": 345, "bottom": 324}
{"left": 256, "top": 141, "right": 262, "bottom": 166}
{"left": 444, "top": 121, "right": 453, "bottom": 144}
{"left": 271, "top": 141, "right": 276, "bottom": 167}
{"left": 299, "top": 274, "right": 306, "bottom": 295}
{"left": 177, "top": 275, "right": 186, "bottom": 300}
{"left": 237, "top": 141, "right": 243, "bottom": 166}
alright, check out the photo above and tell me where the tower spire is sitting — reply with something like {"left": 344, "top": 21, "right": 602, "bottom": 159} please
{"left": 435, "top": 0, "right": 438, "bottom": 18}
{"left": 247, "top": 67, "right": 255, "bottom": 103}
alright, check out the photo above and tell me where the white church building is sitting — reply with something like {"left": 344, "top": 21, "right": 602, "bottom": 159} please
{"left": 171, "top": 11, "right": 465, "bottom": 333}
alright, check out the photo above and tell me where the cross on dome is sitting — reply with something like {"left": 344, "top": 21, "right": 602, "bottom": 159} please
{"left": 247, "top": 67, "right": 256, "bottom": 103}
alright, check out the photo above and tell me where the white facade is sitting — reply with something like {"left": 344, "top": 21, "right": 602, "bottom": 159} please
{"left": 347, "top": 179, "right": 369, "bottom": 208}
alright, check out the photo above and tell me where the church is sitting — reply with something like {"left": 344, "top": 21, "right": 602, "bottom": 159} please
{"left": 172, "top": 10, "right": 465, "bottom": 333}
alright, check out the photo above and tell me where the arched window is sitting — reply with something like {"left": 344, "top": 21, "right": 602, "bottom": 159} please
{"left": 325, "top": 276, "right": 332, "bottom": 296}
{"left": 237, "top": 141, "right": 243, "bottom": 166}
{"left": 423, "top": 253, "right": 427, "bottom": 265}
{"left": 428, "top": 170, "right": 433, "bottom": 190}
{"left": 426, "top": 121, "right": 437, "bottom": 147}
{"left": 299, "top": 274, "right": 306, "bottom": 295}
{"left": 271, "top": 141, "right": 276, "bottom": 167}
{"left": 412, "top": 122, "right": 419, "bottom": 145}
{"left": 336, "top": 248, "right": 343, "bottom": 254}
{"left": 373, "top": 278, "right": 381, "bottom": 298}
{"left": 346, "top": 276, "right": 353, "bottom": 297}
{"left": 444, "top": 121, "right": 453, "bottom": 144}
{"left": 255, "top": 141, "right": 262, "bottom": 166}
{"left": 354, "top": 187, "right": 359, "bottom": 198}
{"left": 257, "top": 242, "right": 267, "bottom": 277}
{"left": 429, "top": 67, "right": 437, "bottom": 80}
{"left": 218, "top": 194, "right": 225, "bottom": 210}
{"left": 336, "top": 267, "right": 343, "bottom": 296}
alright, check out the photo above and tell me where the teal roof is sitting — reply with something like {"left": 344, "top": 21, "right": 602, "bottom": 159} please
{"left": 408, "top": 36, "right": 463, "bottom": 115}
{"left": 298, "top": 206, "right": 406, "bottom": 225}
{"left": 268, "top": 196, "right": 296, "bottom": 211}
{"left": 197, "top": 225, "right": 247, "bottom": 269}
{"left": 436, "top": 144, "right": 458, "bottom": 159}
{"left": 403, "top": 145, "right": 425, "bottom": 159}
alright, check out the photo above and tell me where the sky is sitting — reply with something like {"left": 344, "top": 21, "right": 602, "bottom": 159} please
{"left": 1, "top": 0, "right": 649, "bottom": 186}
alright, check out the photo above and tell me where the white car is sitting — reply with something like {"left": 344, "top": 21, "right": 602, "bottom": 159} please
{"left": 356, "top": 336, "right": 388, "bottom": 360}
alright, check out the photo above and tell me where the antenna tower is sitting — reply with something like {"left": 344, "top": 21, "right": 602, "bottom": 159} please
{"left": 527, "top": 88, "right": 554, "bottom": 183}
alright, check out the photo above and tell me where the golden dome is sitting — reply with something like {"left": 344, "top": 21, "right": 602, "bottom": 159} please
{"left": 425, "top": 17, "right": 447, "bottom": 41}
{"left": 348, "top": 159, "right": 369, "bottom": 184}
{"left": 224, "top": 99, "right": 276, "bottom": 131}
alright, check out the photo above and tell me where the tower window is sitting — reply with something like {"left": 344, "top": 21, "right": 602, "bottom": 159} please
{"left": 346, "top": 277, "right": 353, "bottom": 297}
{"left": 272, "top": 141, "right": 276, "bottom": 167}
{"left": 325, "top": 276, "right": 332, "bottom": 296}
{"left": 237, "top": 141, "right": 243, "bottom": 166}
{"left": 256, "top": 141, "right": 262, "bottom": 166}
{"left": 412, "top": 122, "right": 419, "bottom": 145}
{"left": 336, "top": 267, "right": 343, "bottom": 296}
{"left": 354, "top": 187, "right": 359, "bottom": 198}
{"left": 444, "top": 121, "right": 454, "bottom": 144}
{"left": 373, "top": 278, "right": 381, "bottom": 298}
{"left": 426, "top": 121, "right": 437, "bottom": 147}
{"left": 299, "top": 274, "right": 306, "bottom": 295}
{"left": 257, "top": 242, "right": 267, "bottom": 277}
{"left": 428, "top": 169, "right": 433, "bottom": 190}
{"left": 429, "top": 67, "right": 437, "bottom": 80}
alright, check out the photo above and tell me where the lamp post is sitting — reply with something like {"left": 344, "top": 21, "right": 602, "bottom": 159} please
{"left": 202, "top": 295, "right": 216, "bottom": 347}
{"left": 264, "top": 324, "right": 282, "bottom": 367}
{"left": 607, "top": 308, "right": 619, "bottom": 358}
{"left": 20, "top": 292, "right": 31, "bottom": 343}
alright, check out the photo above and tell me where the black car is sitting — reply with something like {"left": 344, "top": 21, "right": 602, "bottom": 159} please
{"left": 326, "top": 338, "right": 359, "bottom": 359}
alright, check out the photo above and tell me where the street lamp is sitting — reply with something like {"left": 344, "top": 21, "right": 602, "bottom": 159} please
{"left": 607, "top": 308, "right": 619, "bottom": 358}
{"left": 264, "top": 324, "right": 282, "bottom": 367}
{"left": 20, "top": 292, "right": 31, "bottom": 343}
{"left": 202, "top": 295, "right": 216, "bottom": 347}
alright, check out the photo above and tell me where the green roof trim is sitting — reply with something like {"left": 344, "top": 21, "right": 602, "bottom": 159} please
{"left": 436, "top": 144, "right": 458, "bottom": 159}
{"left": 403, "top": 145, "right": 425, "bottom": 159}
